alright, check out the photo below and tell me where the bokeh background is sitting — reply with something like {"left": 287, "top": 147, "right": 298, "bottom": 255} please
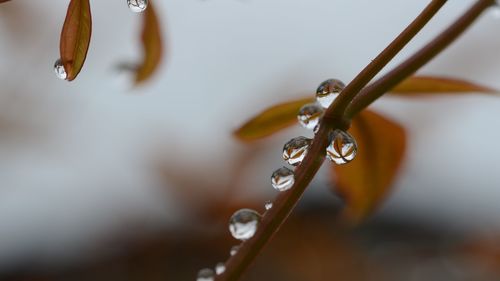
{"left": 1, "top": 0, "right": 500, "bottom": 280}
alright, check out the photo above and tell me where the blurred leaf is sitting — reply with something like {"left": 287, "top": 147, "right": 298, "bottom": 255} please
{"left": 135, "top": 2, "right": 163, "bottom": 84}
{"left": 234, "top": 75, "right": 495, "bottom": 142}
{"left": 233, "top": 97, "right": 313, "bottom": 141}
{"left": 333, "top": 109, "right": 406, "bottom": 223}
{"left": 391, "top": 75, "right": 497, "bottom": 95}
{"left": 60, "top": 0, "right": 92, "bottom": 81}
{"left": 0, "top": 0, "right": 11, "bottom": 3}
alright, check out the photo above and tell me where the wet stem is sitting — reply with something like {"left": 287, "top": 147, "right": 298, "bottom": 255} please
{"left": 217, "top": 0, "right": 496, "bottom": 280}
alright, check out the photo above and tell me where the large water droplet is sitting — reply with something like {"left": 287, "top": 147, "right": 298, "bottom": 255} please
{"left": 271, "top": 167, "right": 295, "bottom": 191}
{"left": 283, "top": 136, "right": 312, "bottom": 166}
{"left": 326, "top": 130, "right": 357, "bottom": 164}
{"left": 127, "top": 0, "right": 148, "bottom": 13}
{"left": 229, "top": 209, "right": 261, "bottom": 241}
{"left": 215, "top": 262, "right": 226, "bottom": 275}
{"left": 297, "top": 103, "right": 324, "bottom": 130}
{"left": 53, "top": 59, "right": 67, "bottom": 80}
{"left": 264, "top": 201, "right": 273, "bottom": 210}
{"left": 316, "top": 79, "right": 345, "bottom": 108}
{"left": 197, "top": 268, "right": 215, "bottom": 281}
{"left": 230, "top": 245, "right": 240, "bottom": 256}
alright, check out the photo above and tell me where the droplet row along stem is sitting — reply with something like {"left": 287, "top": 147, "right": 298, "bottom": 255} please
{"left": 216, "top": 0, "right": 496, "bottom": 280}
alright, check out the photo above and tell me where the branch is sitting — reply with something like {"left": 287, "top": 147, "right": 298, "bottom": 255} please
{"left": 216, "top": 1, "right": 449, "bottom": 280}
{"left": 346, "top": 0, "right": 496, "bottom": 118}
{"left": 322, "top": 0, "right": 448, "bottom": 125}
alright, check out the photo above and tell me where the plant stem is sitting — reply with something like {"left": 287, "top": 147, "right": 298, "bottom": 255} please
{"left": 217, "top": 1, "right": 449, "bottom": 280}
{"left": 345, "top": 0, "right": 496, "bottom": 118}
{"left": 322, "top": 0, "right": 448, "bottom": 125}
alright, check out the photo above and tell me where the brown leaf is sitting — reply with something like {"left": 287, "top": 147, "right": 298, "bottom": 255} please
{"left": 135, "top": 2, "right": 163, "bottom": 84}
{"left": 0, "top": 0, "right": 11, "bottom": 3}
{"left": 233, "top": 97, "right": 313, "bottom": 141}
{"left": 333, "top": 109, "right": 406, "bottom": 223}
{"left": 59, "top": 0, "right": 92, "bottom": 81}
{"left": 391, "top": 75, "right": 497, "bottom": 95}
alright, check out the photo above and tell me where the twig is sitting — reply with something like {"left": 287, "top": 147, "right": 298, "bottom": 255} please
{"left": 215, "top": 0, "right": 497, "bottom": 280}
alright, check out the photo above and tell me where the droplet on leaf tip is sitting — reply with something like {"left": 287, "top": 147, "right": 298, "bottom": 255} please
{"left": 326, "top": 129, "right": 357, "bottom": 164}
{"left": 283, "top": 136, "right": 312, "bottom": 166}
{"left": 228, "top": 209, "right": 261, "bottom": 241}
{"left": 53, "top": 59, "right": 67, "bottom": 80}
{"left": 316, "top": 79, "right": 345, "bottom": 108}
{"left": 127, "top": 0, "right": 148, "bottom": 13}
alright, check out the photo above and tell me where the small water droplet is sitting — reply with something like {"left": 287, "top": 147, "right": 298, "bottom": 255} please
{"left": 326, "top": 130, "right": 357, "bottom": 164}
{"left": 215, "top": 262, "right": 226, "bottom": 275}
{"left": 316, "top": 79, "right": 345, "bottom": 108}
{"left": 313, "top": 123, "right": 320, "bottom": 134}
{"left": 197, "top": 268, "right": 215, "bottom": 281}
{"left": 271, "top": 167, "right": 295, "bottom": 191}
{"left": 230, "top": 245, "right": 240, "bottom": 256}
{"left": 229, "top": 209, "right": 261, "bottom": 241}
{"left": 127, "top": 0, "right": 148, "bottom": 13}
{"left": 297, "top": 103, "right": 324, "bottom": 129}
{"left": 283, "top": 136, "right": 312, "bottom": 166}
{"left": 53, "top": 59, "right": 67, "bottom": 80}
{"left": 264, "top": 201, "right": 273, "bottom": 210}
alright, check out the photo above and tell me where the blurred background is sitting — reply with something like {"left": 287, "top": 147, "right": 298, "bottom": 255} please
{"left": 1, "top": 0, "right": 500, "bottom": 280}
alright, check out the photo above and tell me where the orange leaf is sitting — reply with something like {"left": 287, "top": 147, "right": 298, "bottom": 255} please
{"left": 333, "top": 109, "right": 406, "bottom": 223}
{"left": 59, "top": 0, "right": 92, "bottom": 81}
{"left": 233, "top": 97, "right": 314, "bottom": 142}
{"left": 135, "top": 2, "right": 163, "bottom": 84}
{"left": 391, "top": 75, "right": 497, "bottom": 95}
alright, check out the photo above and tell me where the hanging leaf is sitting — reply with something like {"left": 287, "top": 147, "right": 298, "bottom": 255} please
{"left": 134, "top": 2, "right": 163, "bottom": 84}
{"left": 59, "top": 0, "right": 92, "bottom": 81}
{"left": 332, "top": 109, "right": 406, "bottom": 223}
{"left": 233, "top": 97, "right": 314, "bottom": 142}
{"left": 391, "top": 75, "right": 497, "bottom": 96}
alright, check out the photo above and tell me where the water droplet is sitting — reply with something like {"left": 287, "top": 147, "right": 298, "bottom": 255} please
{"left": 326, "top": 130, "right": 357, "bottom": 164}
{"left": 313, "top": 123, "right": 320, "bottom": 134}
{"left": 283, "top": 136, "right": 312, "bottom": 166}
{"left": 53, "top": 59, "right": 67, "bottom": 80}
{"left": 197, "top": 268, "right": 215, "bottom": 281}
{"left": 127, "top": 0, "right": 148, "bottom": 13}
{"left": 316, "top": 79, "right": 345, "bottom": 108}
{"left": 215, "top": 262, "right": 226, "bottom": 275}
{"left": 230, "top": 245, "right": 240, "bottom": 256}
{"left": 264, "top": 201, "right": 273, "bottom": 210}
{"left": 297, "top": 103, "right": 324, "bottom": 130}
{"left": 229, "top": 209, "right": 261, "bottom": 241}
{"left": 271, "top": 167, "right": 295, "bottom": 191}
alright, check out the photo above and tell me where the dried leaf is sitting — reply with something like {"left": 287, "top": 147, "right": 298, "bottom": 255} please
{"left": 333, "top": 109, "right": 406, "bottom": 223}
{"left": 59, "top": 0, "right": 92, "bottom": 81}
{"left": 233, "top": 97, "right": 313, "bottom": 141}
{"left": 135, "top": 2, "right": 163, "bottom": 84}
{"left": 391, "top": 75, "right": 497, "bottom": 95}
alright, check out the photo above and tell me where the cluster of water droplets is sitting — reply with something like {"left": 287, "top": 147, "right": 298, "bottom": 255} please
{"left": 195, "top": 78, "right": 360, "bottom": 280}
{"left": 127, "top": 0, "right": 148, "bottom": 13}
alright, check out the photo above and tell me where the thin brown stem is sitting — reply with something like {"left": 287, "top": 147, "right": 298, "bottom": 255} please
{"left": 322, "top": 0, "right": 448, "bottom": 125}
{"left": 346, "top": 0, "right": 496, "bottom": 118}
{"left": 216, "top": 1, "right": 449, "bottom": 280}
